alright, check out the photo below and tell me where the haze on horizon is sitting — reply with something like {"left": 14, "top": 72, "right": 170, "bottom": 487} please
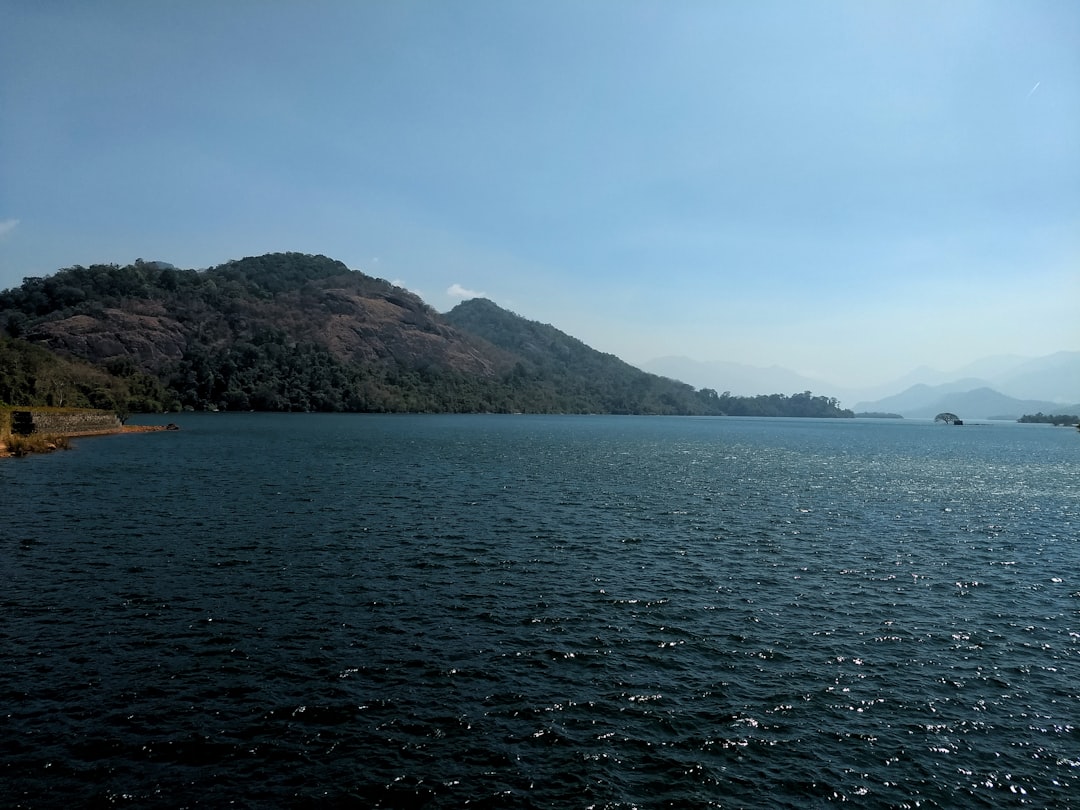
{"left": 2, "top": 1, "right": 1077, "bottom": 389}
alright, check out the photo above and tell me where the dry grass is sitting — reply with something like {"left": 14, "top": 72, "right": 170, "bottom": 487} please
{"left": 3, "top": 433, "right": 71, "bottom": 457}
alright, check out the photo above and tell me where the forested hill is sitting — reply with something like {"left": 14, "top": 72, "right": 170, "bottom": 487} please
{"left": 443, "top": 299, "right": 852, "bottom": 417}
{"left": 0, "top": 252, "right": 852, "bottom": 417}
{"left": 444, "top": 297, "right": 721, "bottom": 414}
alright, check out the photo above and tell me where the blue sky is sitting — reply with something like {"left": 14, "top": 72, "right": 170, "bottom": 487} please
{"left": 2, "top": 1, "right": 1077, "bottom": 386}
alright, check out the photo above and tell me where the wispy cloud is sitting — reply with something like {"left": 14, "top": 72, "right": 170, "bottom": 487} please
{"left": 1027, "top": 81, "right": 1040, "bottom": 97}
{"left": 447, "top": 283, "right": 486, "bottom": 300}
{"left": 0, "top": 218, "right": 19, "bottom": 239}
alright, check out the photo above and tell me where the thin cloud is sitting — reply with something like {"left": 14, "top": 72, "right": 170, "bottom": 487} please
{"left": 447, "top": 283, "right": 486, "bottom": 300}
{"left": 1027, "top": 81, "right": 1040, "bottom": 97}
{"left": 0, "top": 218, "right": 19, "bottom": 239}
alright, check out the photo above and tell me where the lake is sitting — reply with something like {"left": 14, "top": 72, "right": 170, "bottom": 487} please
{"left": 2, "top": 414, "right": 1078, "bottom": 808}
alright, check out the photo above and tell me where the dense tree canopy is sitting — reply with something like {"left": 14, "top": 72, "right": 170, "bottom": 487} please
{"left": 0, "top": 336, "right": 168, "bottom": 415}
{"left": 934, "top": 412, "right": 961, "bottom": 424}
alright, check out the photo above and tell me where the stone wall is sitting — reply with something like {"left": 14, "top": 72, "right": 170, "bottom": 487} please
{"left": 16, "top": 409, "right": 121, "bottom": 435}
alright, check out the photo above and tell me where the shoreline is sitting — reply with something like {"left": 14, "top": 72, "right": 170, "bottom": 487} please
{"left": 0, "top": 423, "right": 172, "bottom": 458}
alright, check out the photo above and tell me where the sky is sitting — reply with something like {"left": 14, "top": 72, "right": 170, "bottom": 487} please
{"left": 2, "top": 1, "right": 1077, "bottom": 387}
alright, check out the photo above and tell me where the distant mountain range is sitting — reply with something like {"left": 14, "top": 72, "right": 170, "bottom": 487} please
{"left": 851, "top": 353, "right": 1080, "bottom": 419}
{"left": 644, "top": 352, "right": 1080, "bottom": 420}
{"left": 869, "top": 352, "right": 1080, "bottom": 404}
{"left": 854, "top": 384, "right": 1078, "bottom": 421}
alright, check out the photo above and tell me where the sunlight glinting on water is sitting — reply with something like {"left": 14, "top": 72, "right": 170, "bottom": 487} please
{"left": 2, "top": 414, "right": 1077, "bottom": 807}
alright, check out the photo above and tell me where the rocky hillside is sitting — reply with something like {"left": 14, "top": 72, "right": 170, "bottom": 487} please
{"left": 0, "top": 252, "right": 854, "bottom": 416}
{"left": 0, "top": 253, "right": 722, "bottom": 414}
{"left": 5, "top": 254, "right": 499, "bottom": 374}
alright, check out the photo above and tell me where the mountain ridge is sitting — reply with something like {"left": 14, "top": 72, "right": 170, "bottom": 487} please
{"left": 0, "top": 253, "right": 849, "bottom": 417}
{"left": 854, "top": 383, "right": 1080, "bottom": 421}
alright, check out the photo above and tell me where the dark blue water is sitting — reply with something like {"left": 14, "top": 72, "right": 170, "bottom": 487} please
{"left": 2, "top": 415, "right": 1078, "bottom": 808}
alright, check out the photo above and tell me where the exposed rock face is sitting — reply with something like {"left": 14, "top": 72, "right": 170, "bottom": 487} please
{"left": 311, "top": 287, "right": 503, "bottom": 376}
{"left": 19, "top": 268, "right": 505, "bottom": 379}
{"left": 29, "top": 306, "right": 189, "bottom": 370}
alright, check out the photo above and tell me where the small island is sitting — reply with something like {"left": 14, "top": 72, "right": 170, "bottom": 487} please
{"left": 934, "top": 412, "right": 963, "bottom": 425}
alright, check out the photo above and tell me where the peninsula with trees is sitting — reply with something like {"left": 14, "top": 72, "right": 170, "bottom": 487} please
{"left": 1017, "top": 413, "right": 1080, "bottom": 426}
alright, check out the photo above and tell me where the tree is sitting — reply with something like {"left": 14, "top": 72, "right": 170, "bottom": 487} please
{"left": 34, "top": 365, "right": 72, "bottom": 406}
{"left": 934, "top": 412, "right": 961, "bottom": 425}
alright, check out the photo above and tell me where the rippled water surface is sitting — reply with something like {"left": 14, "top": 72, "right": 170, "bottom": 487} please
{"left": 2, "top": 414, "right": 1078, "bottom": 808}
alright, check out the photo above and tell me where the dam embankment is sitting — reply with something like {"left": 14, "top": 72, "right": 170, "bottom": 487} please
{"left": 0, "top": 408, "right": 167, "bottom": 457}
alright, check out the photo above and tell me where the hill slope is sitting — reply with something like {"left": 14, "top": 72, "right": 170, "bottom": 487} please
{"left": 6, "top": 253, "right": 497, "bottom": 374}
{"left": 1, "top": 253, "right": 854, "bottom": 416}
{"left": 1, "top": 253, "right": 514, "bottom": 411}
{"left": 0, "top": 254, "right": 717, "bottom": 413}
{"left": 444, "top": 299, "right": 852, "bottom": 417}
{"left": 443, "top": 298, "right": 720, "bottom": 414}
